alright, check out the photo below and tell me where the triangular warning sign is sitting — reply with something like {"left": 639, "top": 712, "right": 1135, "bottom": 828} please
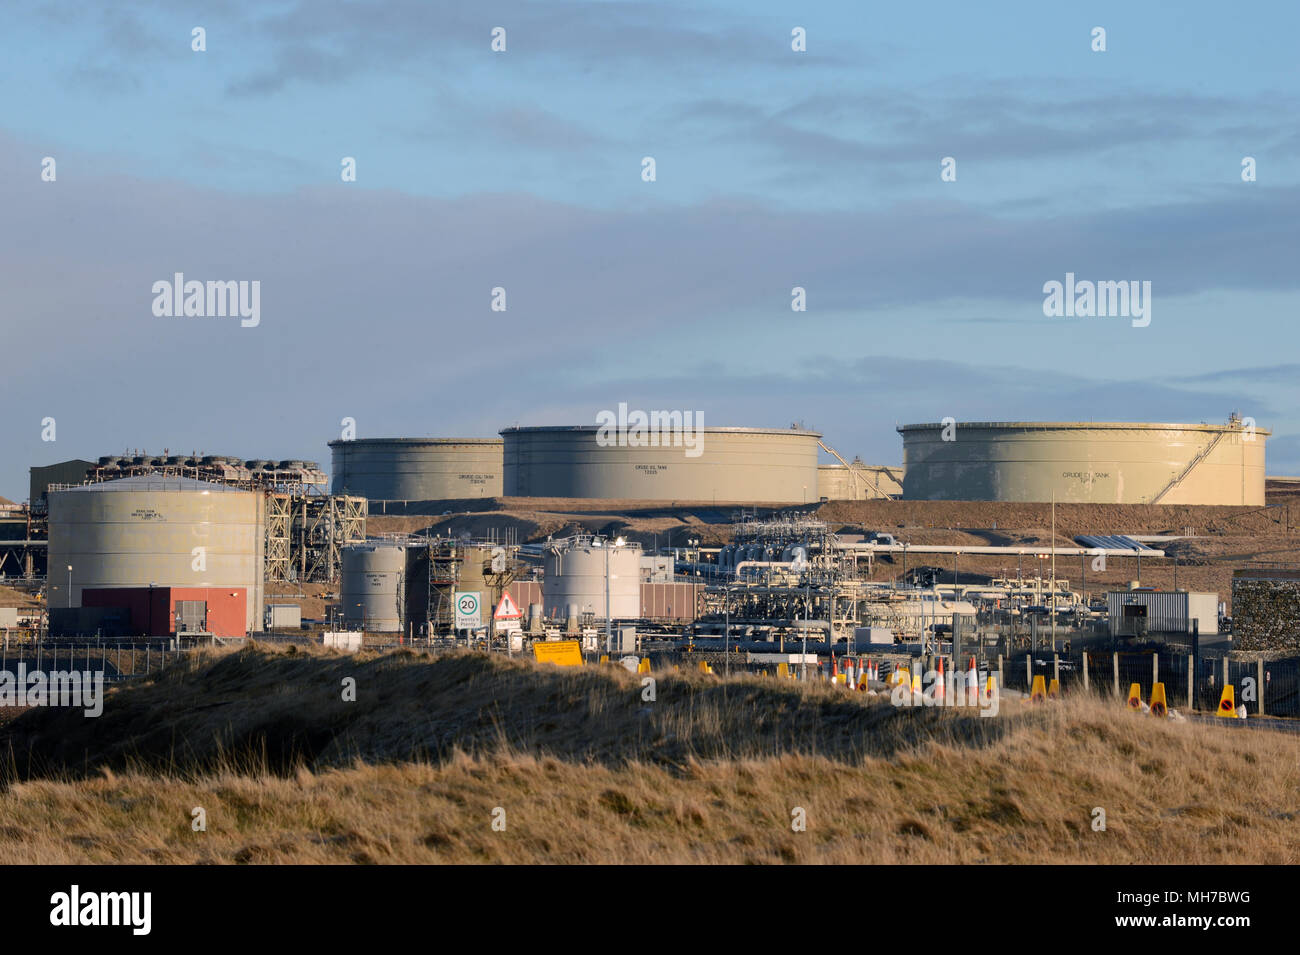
{"left": 493, "top": 591, "right": 523, "bottom": 619}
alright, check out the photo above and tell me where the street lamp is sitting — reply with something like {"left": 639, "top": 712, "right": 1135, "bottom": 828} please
{"left": 602, "top": 537, "right": 626, "bottom": 654}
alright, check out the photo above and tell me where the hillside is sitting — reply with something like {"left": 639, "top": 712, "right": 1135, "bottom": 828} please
{"left": 0, "top": 645, "right": 1295, "bottom": 863}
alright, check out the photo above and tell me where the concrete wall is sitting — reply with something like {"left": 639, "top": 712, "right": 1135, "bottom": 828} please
{"left": 899, "top": 421, "right": 1267, "bottom": 504}
{"left": 503, "top": 426, "right": 822, "bottom": 502}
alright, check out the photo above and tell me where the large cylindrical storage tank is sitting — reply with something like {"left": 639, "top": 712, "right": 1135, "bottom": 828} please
{"left": 341, "top": 543, "right": 406, "bottom": 632}
{"left": 328, "top": 438, "right": 503, "bottom": 501}
{"left": 897, "top": 419, "right": 1268, "bottom": 504}
{"left": 502, "top": 426, "right": 822, "bottom": 502}
{"left": 47, "top": 475, "right": 265, "bottom": 632}
{"left": 816, "top": 464, "right": 903, "bottom": 500}
{"left": 543, "top": 539, "right": 641, "bottom": 620}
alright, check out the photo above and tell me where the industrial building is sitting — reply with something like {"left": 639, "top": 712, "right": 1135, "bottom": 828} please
{"left": 46, "top": 475, "right": 265, "bottom": 633}
{"left": 501, "top": 425, "right": 822, "bottom": 502}
{"left": 80, "top": 586, "right": 249, "bottom": 638}
{"left": 24, "top": 455, "right": 362, "bottom": 585}
{"left": 897, "top": 416, "right": 1267, "bottom": 504}
{"left": 1107, "top": 590, "right": 1219, "bottom": 638}
{"left": 329, "top": 438, "right": 503, "bottom": 502}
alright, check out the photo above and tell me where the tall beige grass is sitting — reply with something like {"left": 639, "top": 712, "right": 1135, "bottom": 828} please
{"left": 0, "top": 644, "right": 1295, "bottom": 864}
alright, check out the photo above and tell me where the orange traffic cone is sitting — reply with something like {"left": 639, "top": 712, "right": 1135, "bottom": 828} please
{"left": 935, "top": 656, "right": 946, "bottom": 702}
{"left": 966, "top": 657, "right": 978, "bottom": 706}
{"left": 1150, "top": 682, "right": 1168, "bottom": 717}
{"left": 1216, "top": 684, "right": 1237, "bottom": 718}
{"left": 1030, "top": 674, "right": 1047, "bottom": 703}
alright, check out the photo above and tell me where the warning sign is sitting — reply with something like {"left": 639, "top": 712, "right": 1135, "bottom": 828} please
{"left": 533, "top": 640, "right": 583, "bottom": 667}
{"left": 494, "top": 591, "right": 523, "bottom": 620}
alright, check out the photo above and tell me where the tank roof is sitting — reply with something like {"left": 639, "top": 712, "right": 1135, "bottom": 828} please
{"left": 500, "top": 425, "right": 823, "bottom": 437}
{"left": 897, "top": 420, "right": 1271, "bottom": 435}
{"left": 328, "top": 437, "right": 503, "bottom": 447}
{"left": 56, "top": 475, "right": 250, "bottom": 493}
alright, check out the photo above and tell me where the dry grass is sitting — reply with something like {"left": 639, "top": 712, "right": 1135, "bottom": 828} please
{"left": 0, "top": 645, "right": 1296, "bottom": 864}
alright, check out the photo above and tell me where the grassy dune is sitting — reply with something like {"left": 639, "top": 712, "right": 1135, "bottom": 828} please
{"left": 0, "top": 645, "right": 1296, "bottom": 864}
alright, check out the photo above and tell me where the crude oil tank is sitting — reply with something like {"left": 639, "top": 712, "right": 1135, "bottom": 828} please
{"left": 501, "top": 425, "right": 821, "bottom": 502}
{"left": 340, "top": 543, "right": 406, "bottom": 632}
{"left": 47, "top": 475, "right": 265, "bottom": 632}
{"left": 897, "top": 418, "right": 1268, "bottom": 504}
{"left": 542, "top": 537, "right": 641, "bottom": 621}
{"left": 329, "top": 438, "right": 503, "bottom": 501}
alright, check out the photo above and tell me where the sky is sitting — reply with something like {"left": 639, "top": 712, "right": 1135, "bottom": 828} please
{"left": 2, "top": 0, "right": 1298, "bottom": 501}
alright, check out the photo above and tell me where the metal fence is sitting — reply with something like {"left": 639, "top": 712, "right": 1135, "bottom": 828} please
{"left": 998, "top": 648, "right": 1300, "bottom": 717}
{"left": 0, "top": 641, "right": 183, "bottom": 682}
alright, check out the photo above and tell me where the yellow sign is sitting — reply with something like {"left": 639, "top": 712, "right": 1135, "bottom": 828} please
{"left": 533, "top": 640, "right": 583, "bottom": 667}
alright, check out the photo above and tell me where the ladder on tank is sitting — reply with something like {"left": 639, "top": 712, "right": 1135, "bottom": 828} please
{"left": 1149, "top": 429, "right": 1228, "bottom": 504}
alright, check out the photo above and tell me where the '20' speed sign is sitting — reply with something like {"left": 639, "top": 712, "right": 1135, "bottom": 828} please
{"left": 454, "top": 592, "right": 482, "bottom": 628}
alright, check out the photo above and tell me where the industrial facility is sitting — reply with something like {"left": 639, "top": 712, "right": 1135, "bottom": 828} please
{"left": 46, "top": 475, "right": 266, "bottom": 634}
{"left": 0, "top": 412, "right": 1289, "bottom": 656}
{"left": 898, "top": 416, "right": 1267, "bottom": 504}
{"left": 501, "top": 425, "right": 822, "bottom": 502}
{"left": 329, "top": 438, "right": 503, "bottom": 503}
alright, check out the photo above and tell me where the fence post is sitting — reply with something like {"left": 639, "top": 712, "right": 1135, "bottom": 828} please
{"left": 1053, "top": 653, "right": 1060, "bottom": 684}
{"left": 1222, "top": 656, "right": 1229, "bottom": 694}
{"left": 1112, "top": 652, "right": 1119, "bottom": 697}
{"left": 1257, "top": 658, "right": 1266, "bottom": 717}
{"left": 997, "top": 653, "right": 1003, "bottom": 691}
{"left": 1026, "top": 654, "right": 1032, "bottom": 690}
{"left": 1082, "top": 651, "right": 1089, "bottom": 692}
{"left": 1187, "top": 654, "right": 1193, "bottom": 711}
{"left": 1152, "top": 653, "right": 1158, "bottom": 689}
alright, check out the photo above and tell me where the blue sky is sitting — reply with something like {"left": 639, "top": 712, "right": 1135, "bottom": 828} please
{"left": 2, "top": 0, "right": 1298, "bottom": 500}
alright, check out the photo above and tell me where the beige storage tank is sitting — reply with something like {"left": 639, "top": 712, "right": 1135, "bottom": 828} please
{"left": 817, "top": 464, "right": 903, "bottom": 500}
{"left": 341, "top": 543, "right": 406, "bottom": 632}
{"left": 898, "top": 418, "right": 1268, "bottom": 504}
{"left": 329, "top": 438, "right": 503, "bottom": 501}
{"left": 542, "top": 537, "right": 642, "bottom": 621}
{"left": 47, "top": 475, "right": 265, "bottom": 632}
{"left": 502, "top": 425, "right": 821, "bottom": 502}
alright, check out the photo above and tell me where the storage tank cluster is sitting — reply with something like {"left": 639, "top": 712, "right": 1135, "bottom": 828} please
{"left": 501, "top": 426, "right": 822, "bottom": 502}
{"left": 46, "top": 475, "right": 266, "bottom": 632}
{"left": 329, "top": 438, "right": 503, "bottom": 501}
{"left": 897, "top": 417, "right": 1268, "bottom": 505}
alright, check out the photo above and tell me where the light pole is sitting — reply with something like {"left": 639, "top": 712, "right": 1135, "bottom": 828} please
{"left": 602, "top": 536, "right": 625, "bottom": 654}
{"left": 724, "top": 584, "right": 731, "bottom": 676}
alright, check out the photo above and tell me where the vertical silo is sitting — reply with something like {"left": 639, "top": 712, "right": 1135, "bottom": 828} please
{"left": 47, "top": 475, "right": 265, "bottom": 632}
{"left": 341, "top": 543, "right": 406, "bottom": 632}
{"left": 542, "top": 538, "right": 642, "bottom": 621}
